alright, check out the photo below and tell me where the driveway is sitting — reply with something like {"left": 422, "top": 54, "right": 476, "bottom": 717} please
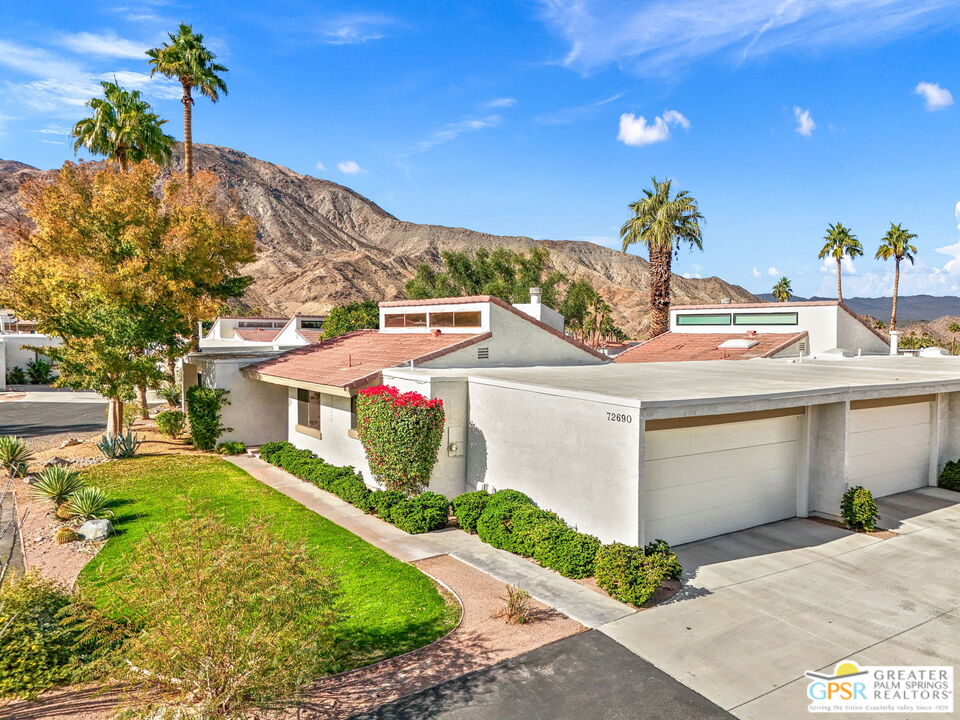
{"left": 599, "top": 488, "right": 960, "bottom": 720}
{"left": 0, "top": 389, "right": 107, "bottom": 450}
{"left": 351, "top": 631, "right": 732, "bottom": 719}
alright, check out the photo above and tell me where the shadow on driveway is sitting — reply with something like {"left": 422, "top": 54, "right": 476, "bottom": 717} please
{"left": 0, "top": 402, "right": 105, "bottom": 448}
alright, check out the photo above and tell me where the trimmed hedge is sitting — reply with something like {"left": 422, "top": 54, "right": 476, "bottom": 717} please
{"left": 841, "top": 485, "right": 880, "bottom": 531}
{"left": 938, "top": 460, "right": 960, "bottom": 492}
{"left": 486, "top": 489, "right": 533, "bottom": 509}
{"left": 185, "top": 386, "right": 230, "bottom": 451}
{"left": 155, "top": 409, "right": 186, "bottom": 438}
{"left": 510, "top": 505, "right": 564, "bottom": 556}
{"left": 451, "top": 490, "right": 490, "bottom": 532}
{"left": 259, "top": 441, "right": 446, "bottom": 534}
{"left": 594, "top": 543, "right": 663, "bottom": 606}
{"left": 475, "top": 499, "right": 528, "bottom": 551}
{"left": 527, "top": 523, "right": 600, "bottom": 579}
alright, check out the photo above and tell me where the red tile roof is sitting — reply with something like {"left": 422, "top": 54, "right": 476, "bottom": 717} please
{"left": 242, "top": 330, "right": 491, "bottom": 390}
{"left": 615, "top": 332, "right": 807, "bottom": 363}
{"left": 233, "top": 328, "right": 282, "bottom": 342}
{"left": 297, "top": 330, "right": 324, "bottom": 344}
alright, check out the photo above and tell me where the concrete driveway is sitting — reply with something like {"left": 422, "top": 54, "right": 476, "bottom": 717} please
{"left": 599, "top": 488, "right": 960, "bottom": 720}
{"left": 0, "top": 388, "right": 107, "bottom": 450}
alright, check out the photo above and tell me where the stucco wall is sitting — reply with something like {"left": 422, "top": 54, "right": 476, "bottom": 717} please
{"left": 836, "top": 308, "right": 889, "bottom": 355}
{"left": 192, "top": 358, "right": 287, "bottom": 445}
{"left": 463, "top": 379, "right": 641, "bottom": 544}
{"left": 671, "top": 305, "right": 840, "bottom": 354}
{"left": 0, "top": 334, "right": 62, "bottom": 389}
{"left": 286, "top": 389, "right": 375, "bottom": 484}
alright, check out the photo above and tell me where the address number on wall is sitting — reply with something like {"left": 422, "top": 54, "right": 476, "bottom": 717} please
{"left": 606, "top": 412, "right": 633, "bottom": 423}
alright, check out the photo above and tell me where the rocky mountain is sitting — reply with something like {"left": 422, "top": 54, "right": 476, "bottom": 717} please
{"left": 0, "top": 144, "right": 757, "bottom": 337}
{"left": 756, "top": 292, "right": 960, "bottom": 324}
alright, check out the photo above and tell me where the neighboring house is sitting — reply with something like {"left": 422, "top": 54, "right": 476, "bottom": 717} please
{"left": 0, "top": 328, "right": 61, "bottom": 390}
{"left": 200, "top": 314, "right": 326, "bottom": 351}
{"left": 183, "top": 294, "right": 960, "bottom": 548}
{"left": 0, "top": 310, "right": 37, "bottom": 334}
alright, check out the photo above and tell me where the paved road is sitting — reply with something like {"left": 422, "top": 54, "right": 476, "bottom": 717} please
{"left": 0, "top": 401, "right": 106, "bottom": 450}
{"left": 350, "top": 631, "right": 732, "bottom": 720}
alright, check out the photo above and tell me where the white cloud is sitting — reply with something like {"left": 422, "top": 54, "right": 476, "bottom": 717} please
{"left": 767, "top": 266, "right": 780, "bottom": 276}
{"left": 535, "top": 0, "right": 960, "bottom": 75}
{"left": 316, "top": 14, "right": 397, "bottom": 45}
{"left": 534, "top": 92, "right": 624, "bottom": 125}
{"left": 34, "top": 126, "right": 69, "bottom": 135}
{"left": 337, "top": 160, "right": 365, "bottom": 174}
{"left": 314, "top": 161, "right": 326, "bottom": 170}
{"left": 752, "top": 267, "right": 762, "bottom": 278}
{"left": 915, "top": 81, "right": 954, "bottom": 110}
{"left": 484, "top": 97, "right": 516, "bottom": 108}
{"left": 404, "top": 115, "right": 503, "bottom": 155}
{"left": 617, "top": 109, "right": 689, "bottom": 146}
{"left": 103, "top": 71, "right": 180, "bottom": 99}
{"left": 819, "top": 255, "right": 857, "bottom": 274}
{"left": 682, "top": 271, "right": 702, "bottom": 279}
{"left": 59, "top": 31, "right": 148, "bottom": 60}
{"left": 793, "top": 106, "right": 815, "bottom": 136}
{"left": 954, "top": 200, "right": 960, "bottom": 230}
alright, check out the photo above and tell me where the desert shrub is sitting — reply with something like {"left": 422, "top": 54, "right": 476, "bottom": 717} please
{"left": 5, "top": 366, "right": 26, "bottom": 385}
{"left": 841, "top": 485, "right": 880, "bottom": 531}
{"left": 387, "top": 492, "right": 449, "bottom": 534}
{"left": 527, "top": 523, "right": 600, "bottom": 579}
{"left": 31, "top": 466, "right": 86, "bottom": 506}
{"left": 157, "top": 382, "right": 182, "bottom": 408}
{"left": 369, "top": 490, "right": 405, "bottom": 517}
{"left": 451, "top": 490, "right": 490, "bottom": 533}
{"left": 0, "top": 572, "right": 90, "bottom": 697}
{"left": 155, "top": 410, "right": 186, "bottom": 438}
{"left": 216, "top": 441, "right": 247, "bottom": 456}
{"left": 496, "top": 585, "right": 533, "bottom": 624}
{"left": 0, "top": 435, "right": 33, "bottom": 477}
{"left": 938, "top": 460, "right": 960, "bottom": 492}
{"left": 185, "top": 386, "right": 231, "bottom": 451}
{"left": 106, "top": 514, "right": 341, "bottom": 719}
{"left": 25, "top": 358, "right": 53, "bottom": 384}
{"left": 258, "top": 441, "right": 293, "bottom": 463}
{"left": 510, "top": 505, "right": 564, "bottom": 556}
{"left": 122, "top": 402, "right": 141, "bottom": 432}
{"left": 65, "top": 486, "right": 113, "bottom": 520}
{"left": 476, "top": 499, "right": 530, "bottom": 551}
{"left": 355, "top": 385, "right": 445, "bottom": 494}
{"left": 594, "top": 543, "right": 664, "bottom": 606}
{"left": 644, "top": 538, "right": 683, "bottom": 581}
{"left": 96, "top": 430, "right": 142, "bottom": 459}
{"left": 486, "top": 489, "right": 534, "bottom": 509}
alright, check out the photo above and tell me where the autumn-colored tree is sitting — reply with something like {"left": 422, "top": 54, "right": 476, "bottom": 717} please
{"left": 1, "top": 161, "right": 256, "bottom": 434}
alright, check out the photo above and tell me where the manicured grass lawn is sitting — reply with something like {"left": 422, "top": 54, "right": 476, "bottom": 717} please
{"left": 77, "top": 454, "right": 459, "bottom": 671}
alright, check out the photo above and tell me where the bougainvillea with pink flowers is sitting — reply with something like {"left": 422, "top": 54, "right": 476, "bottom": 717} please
{"left": 356, "top": 385, "right": 445, "bottom": 494}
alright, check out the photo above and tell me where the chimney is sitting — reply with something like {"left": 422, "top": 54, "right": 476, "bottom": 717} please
{"left": 889, "top": 329, "right": 899, "bottom": 356}
{"left": 529, "top": 287, "right": 542, "bottom": 305}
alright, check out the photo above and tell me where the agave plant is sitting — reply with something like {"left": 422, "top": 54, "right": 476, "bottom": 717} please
{"left": 96, "top": 430, "right": 142, "bottom": 459}
{"left": 0, "top": 435, "right": 34, "bottom": 477}
{"left": 66, "top": 486, "right": 113, "bottom": 520}
{"left": 32, "top": 466, "right": 86, "bottom": 506}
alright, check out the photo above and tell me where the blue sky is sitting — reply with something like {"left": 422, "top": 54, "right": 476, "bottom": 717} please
{"left": 2, "top": 1, "right": 960, "bottom": 298}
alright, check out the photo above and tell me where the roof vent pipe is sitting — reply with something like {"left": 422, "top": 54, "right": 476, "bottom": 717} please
{"left": 720, "top": 298, "right": 731, "bottom": 304}
{"left": 529, "top": 287, "right": 542, "bottom": 305}
{"left": 889, "top": 330, "right": 899, "bottom": 356}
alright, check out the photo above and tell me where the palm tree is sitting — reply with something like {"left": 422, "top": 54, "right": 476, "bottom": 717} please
{"left": 147, "top": 23, "right": 228, "bottom": 178}
{"left": 772, "top": 276, "right": 792, "bottom": 302}
{"left": 948, "top": 321, "right": 960, "bottom": 355}
{"left": 621, "top": 178, "right": 704, "bottom": 337}
{"left": 71, "top": 81, "right": 175, "bottom": 171}
{"left": 875, "top": 223, "right": 918, "bottom": 331}
{"left": 818, "top": 222, "right": 863, "bottom": 303}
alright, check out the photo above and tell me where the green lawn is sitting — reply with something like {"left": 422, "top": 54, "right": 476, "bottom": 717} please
{"left": 77, "top": 454, "right": 458, "bottom": 671}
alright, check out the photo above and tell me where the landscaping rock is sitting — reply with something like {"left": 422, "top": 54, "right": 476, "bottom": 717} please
{"left": 59, "top": 438, "right": 81, "bottom": 448}
{"left": 43, "top": 456, "right": 71, "bottom": 468}
{"left": 22, "top": 474, "right": 37, "bottom": 485}
{"left": 77, "top": 518, "right": 112, "bottom": 541}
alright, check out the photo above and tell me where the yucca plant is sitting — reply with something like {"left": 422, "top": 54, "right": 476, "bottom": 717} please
{"left": 96, "top": 430, "right": 142, "bottom": 459}
{"left": 66, "top": 486, "right": 113, "bottom": 520}
{"left": 32, "top": 466, "right": 86, "bottom": 506}
{"left": 0, "top": 435, "right": 34, "bottom": 477}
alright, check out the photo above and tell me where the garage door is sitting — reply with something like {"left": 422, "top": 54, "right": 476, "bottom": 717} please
{"left": 848, "top": 398, "right": 932, "bottom": 498}
{"left": 644, "top": 412, "right": 801, "bottom": 546}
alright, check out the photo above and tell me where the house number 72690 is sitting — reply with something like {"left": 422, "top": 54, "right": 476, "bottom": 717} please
{"left": 606, "top": 412, "right": 632, "bottom": 423}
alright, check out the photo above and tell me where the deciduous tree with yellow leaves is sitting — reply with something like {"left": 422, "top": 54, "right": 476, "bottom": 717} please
{"left": 1, "top": 161, "right": 256, "bottom": 434}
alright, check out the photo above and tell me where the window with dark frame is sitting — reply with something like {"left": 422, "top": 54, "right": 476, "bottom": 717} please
{"left": 732, "top": 312, "right": 799, "bottom": 326}
{"left": 296, "top": 389, "right": 321, "bottom": 431}
{"left": 675, "top": 313, "right": 732, "bottom": 326}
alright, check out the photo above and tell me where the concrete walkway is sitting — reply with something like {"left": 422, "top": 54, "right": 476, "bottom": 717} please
{"left": 225, "top": 455, "right": 635, "bottom": 628}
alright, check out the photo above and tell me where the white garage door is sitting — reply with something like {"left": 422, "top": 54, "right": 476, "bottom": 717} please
{"left": 848, "top": 398, "right": 932, "bottom": 498}
{"left": 645, "top": 413, "right": 801, "bottom": 546}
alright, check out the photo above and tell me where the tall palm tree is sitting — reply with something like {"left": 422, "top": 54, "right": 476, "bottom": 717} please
{"left": 875, "top": 222, "right": 918, "bottom": 331}
{"left": 71, "top": 81, "right": 174, "bottom": 171}
{"left": 147, "top": 23, "right": 228, "bottom": 178}
{"left": 772, "top": 276, "right": 792, "bottom": 302}
{"left": 818, "top": 222, "right": 863, "bottom": 303}
{"left": 620, "top": 177, "right": 704, "bottom": 337}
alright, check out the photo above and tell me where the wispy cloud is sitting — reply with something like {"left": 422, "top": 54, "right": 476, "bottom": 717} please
{"left": 767, "top": 266, "right": 780, "bottom": 276}
{"left": 402, "top": 115, "right": 503, "bottom": 156}
{"left": 483, "top": 97, "right": 516, "bottom": 108}
{"left": 793, "top": 106, "right": 815, "bottom": 136}
{"left": 534, "top": 92, "right": 623, "bottom": 125}
{"left": 617, "top": 109, "right": 688, "bottom": 146}
{"left": 536, "top": 0, "right": 960, "bottom": 74}
{"left": 915, "top": 81, "right": 954, "bottom": 110}
{"left": 58, "top": 31, "right": 148, "bottom": 60}
{"left": 314, "top": 161, "right": 326, "bottom": 171}
{"left": 316, "top": 13, "right": 398, "bottom": 45}
{"left": 752, "top": 267, "right": 762, "bottom": 278}
{"left": 337, "top": 160, "right": 365, "bottom": 174}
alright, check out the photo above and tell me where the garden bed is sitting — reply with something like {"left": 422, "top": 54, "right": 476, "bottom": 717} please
{"left": 807, "top": 515, "right": 897, "bottom": 539}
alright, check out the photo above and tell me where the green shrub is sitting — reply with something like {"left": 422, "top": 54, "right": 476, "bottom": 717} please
{"left": 0, "top": 435, "right": 34, "bottom": 477}
{"left": 510, "top": 505, "right": 564, "bottom": 556}
{"left": 476, "top": 500, "right": 530, "bottom": 551}
{"left": 841, "top": 485, "right": 880, "bottom": 531}
{"left": 369, "top": 490, "right": 405, "bottom": 517}
{"left": 216, "top": 441, "right": 247, "bottom": 456}
{"left": 156, "top": 410, "right": 186, "bottom": 438}
{"left": 32, "top": 466, "right": 86, "bottom": 506}
{"left": 388, "top": 492, "right": 450, "bottom": 534}
{"left": 259, "top": 441, "right": 293, "bottom": 463}
{"left": 185, "top": 386, "right": 231, "bottom": 451}
{"left": 122, "top": 402, "right": 141, "bottom": 432}
{"left": 486, "top": 489, "right": 534, "bottom": 509}
{"left": 355, "top": 385, "right": 445, "bottom": 494}
{"left": 0, "top": 572, "right": 89, "bottom": 697}
{"left": 938, "top": 460, "right": 960, "bottom": 492}
{"left": 594, "top": 543, "right": 663, "bottom": 606}
{"left": 65, "top": 486, "right": 113, "bottom": 520}
{"left": 25, "top": 358, "right": 53, "bottom": 385}
{"left": 95, "top": 430, "right": 142, "bottom": 459}
{"left": 157, "top": 382, "right": 182, "bottom": 408}
{"left": 451, "top": 490, "right": 490, "bottom": 533}
{"left": 329, "top": 474, "right": 372, "bottom": 512}
{"left": 644, "top": 538, "right": 683, "bottom": 581}
{"left": 5, "top": 366, "right": 27, "bottom": 385}
{"left": 527, "top": 524, "right": 600, "bottom": 579}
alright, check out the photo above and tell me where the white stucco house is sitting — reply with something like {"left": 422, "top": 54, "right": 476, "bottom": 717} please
{"left": 182, "top": 296, "right": 960, "bottom": 548}
{"left": 200, "top": 313, "right": 326, "bottom": 351}
{"left": 0, "top": 310, "right": 61, "bottom": 390}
